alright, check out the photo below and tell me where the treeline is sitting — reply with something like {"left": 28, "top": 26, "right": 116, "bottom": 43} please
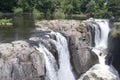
{"left": 0, "top": 0, "right": 120, "bottom": 19}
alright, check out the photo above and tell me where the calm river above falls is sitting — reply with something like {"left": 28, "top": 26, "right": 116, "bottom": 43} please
{"left": 0, "top": 15, "right": 35, "bottom": 42}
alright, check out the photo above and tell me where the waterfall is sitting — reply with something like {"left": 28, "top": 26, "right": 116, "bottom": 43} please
{"left": 35, "top": 43, "right": 58, "bottom": 80}
{"left": 94, "top": 19, "right": 110, "bottom": 49}
{"left": 35, "top": 32, "right": 75, "bottom": 80}
{"left": 92, "top": 19, "right": 110, "bottom": 64}
{"left": 93, "top": 19, "right": 119, "bottom": 75}
{"left": 50, "top": 32, "right": 75, "bottom": 80}
{"left": 79, "top": 19, "right": 120, "bottom": 80}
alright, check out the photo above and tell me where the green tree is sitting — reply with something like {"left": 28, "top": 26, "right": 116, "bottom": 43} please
{"left": 107, "top": 0, "right": 120, "bottom": 19}
{"left": 86, "top": 0, "right": 96, "bottom": 13}
{"left": 72, "top": 0, "right": 81, "bottom": 14}
{"left": 0, "top": 0, "right": 17, "bottom": 12}
{"left": 17, "top": 0, "right": 37, "bottom": 12}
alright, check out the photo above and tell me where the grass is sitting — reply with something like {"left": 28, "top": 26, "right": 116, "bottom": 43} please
{"left": 0, "top": 18, "right": 12, "bottom": 24}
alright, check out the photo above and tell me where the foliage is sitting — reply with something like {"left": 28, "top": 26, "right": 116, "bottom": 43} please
{"left": 53, "top": 9, "right": 65, "bottom": 19}
{"left": 33, "top": 9, "right": 44, "bottom": 21}
{"left": 0, "top": 0, "right": 17, "bottom": 12}
{"left": 111, "top": 22, "right": 120, "bottom": 37}
{"left": 79, "top": 23, "right": 85, "bottom": 28}
{"left": 0, "top": 11, "right": 3, "bottom": 18}
{"left": 0, "top": 0, "right": 120, "bottom": 19}
{"left": 0, "top": 18, "right": 12, "bottom": 24}
{"left": 114, "top": 22, "right": 120, "bottom": 27}
{"left": 107, "top": 0, "right": 120, "bottom": 18}
{"left": 86, "top": 0, "right": 96, "bottom": 13}
{"left": 13, "top": 7, "right": 23, "bottom": 15}
{"left": 111, "top": 28, "right": 120, "bottom": 37}
{"left": 93, "top": 9, "right": 112, "bottom": 18}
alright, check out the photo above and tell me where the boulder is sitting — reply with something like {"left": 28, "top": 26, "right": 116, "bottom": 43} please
{"left": 35, "top": 20, "right": 98, "bottom": 78}
{"left": 78, "top": 64, "right": 119, "bottom": 80}
{"left": 107, "top": 32, "right": 120, "bottom": 75}
{"left": 68, "top": 34, "right": 98, "bottom": 78}
{"left": 0, "top": 40, "right": 45, "bottom": 80}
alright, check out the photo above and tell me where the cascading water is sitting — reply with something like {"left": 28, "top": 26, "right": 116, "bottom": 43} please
{"left": 79, "top": 19, "right": 120, "bottom": 80}
{"left": 50, "top": 32, "right": 75, "bottom": 80}
{"left": 35, "top": 43, "right": 58, "bottom": 80}
{"left": 92, "top": 19, "right": 110, "bottom": 64}
{"left": 35, "top": 32, "right": 75, "bottom": 80}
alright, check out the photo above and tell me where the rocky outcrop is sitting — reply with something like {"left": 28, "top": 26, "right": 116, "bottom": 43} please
{"left": 35, "top": 20, "right": 98, "bottom": 78}
{"left": 68, "top": 33, "right": 98, "bottom": 78}
{"left": 0, "top": 40, "right": 44, "bottom": 80}
{"left": 78, "top": 64, "right": 119, "bottom": 80}
{"left": 107, "top": 29, "right": 120, "bottom": 75}
{"left": 0, "top": 20, "right": 99, "bottom": 80}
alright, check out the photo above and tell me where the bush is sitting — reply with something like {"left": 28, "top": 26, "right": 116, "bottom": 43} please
{"left": 33, "top": 9, "right": 43, "bottom": 21}
{"left": 13, "top": 7, "right": 23, "bottom": 15}
{"left": 0, "top": 11, "right": 3, "bottom": 18}
{"left": 114, "top": 22, "right": 120, "bottom": 27}
{"left": 93, "top": 9, "right": 112, "bottom": 18}
{"left": 110, "top": 23, "right": 120, "bottom": 37}
{"left": 110, "top": 29, "right": 120, "bottom": 37}
{"left": 0, "top": 18, "right": 12, "bottom": 24}
{"left": 53, "top": 9, "right": 65, "bottom": 19}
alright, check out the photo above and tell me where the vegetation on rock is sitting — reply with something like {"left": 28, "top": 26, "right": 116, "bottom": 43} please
{"left": 110, "top": 22, "right": 120, "bottom": 37}
{"left": 0, "top": 18, "right": 12, "bottom": 24}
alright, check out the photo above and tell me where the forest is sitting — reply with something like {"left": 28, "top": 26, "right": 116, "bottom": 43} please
{"left": 0, "top": 0, "right": 120, "bottom": 19}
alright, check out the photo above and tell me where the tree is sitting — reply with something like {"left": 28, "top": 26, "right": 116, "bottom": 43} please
{"left": 86, "top": 0, "right": 96, "bottom": 13}
{"left": 17, "top": 0, "right": 37, "bottom": 12}
{"left": 0, "top": 0, "right": 17, "bottom": 12}
{"left": 107, "top": 0, "right": 120, "bottom": 19}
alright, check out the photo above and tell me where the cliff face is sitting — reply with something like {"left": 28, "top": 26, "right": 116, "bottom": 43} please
{"left": 0, "top": 41, "right": 44, "bottom": 80}
{"left": 35, "top": 20, "right": 98, "bottom": 78}
{"left": 107, "top": 26, "right": 120, "bottom": 75}
{"left": 0, "top": 20, "right": 98, "bottom": 80}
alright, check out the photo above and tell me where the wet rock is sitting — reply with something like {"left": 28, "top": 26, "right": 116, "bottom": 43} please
{"left": 0, "top": 40, "right": 45, "bottom": 80}
{"left": 107, "top": 32, "right": 120, "bottom": 75}
{"left": 30, "top": 51, "right": 44, "bottom": 76}
{"left": 78, "top": 64, "right": 119, "bottom": 80}
{"left": 68, "top": 34, "right": 98, "bottom": 78}
{"left": 35, "top": 20, "right": 98, "bottom": 78}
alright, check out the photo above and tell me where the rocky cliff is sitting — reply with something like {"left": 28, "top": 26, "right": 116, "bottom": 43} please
{"left": 0, "top": 20, "right": 98, "bottom": 80}
{"left": 107, "top": 25, "right": 120, "bottom": 75}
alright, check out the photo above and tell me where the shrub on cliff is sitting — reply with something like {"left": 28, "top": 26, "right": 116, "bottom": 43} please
{"left": 110, "top": 22, "right": 120, "bottom": 37}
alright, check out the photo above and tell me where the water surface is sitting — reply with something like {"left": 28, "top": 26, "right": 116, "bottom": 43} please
{"left": 0, "top": 15, "right": 35, "bottom": 42}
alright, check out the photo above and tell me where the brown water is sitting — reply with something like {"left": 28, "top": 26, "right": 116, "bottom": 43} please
{"left": 0, "top": 15, "right": 35, "bottom": 42}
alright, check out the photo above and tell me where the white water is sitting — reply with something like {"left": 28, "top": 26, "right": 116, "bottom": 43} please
{"left": 50, "top": 32, "right": 75, "bottom": 80}
{"left": 35, "top": 43, "right": 58, "bottom": 80}
{"left": 35, "top": 32, "right": 75, "bottom": 80}
{"left": 79, "top": 19, "right": 119, "bottom": 80}
{"left": 94, "top": 19, "right": 110, "bottom": 49}
{"left": 92, "top": 19, "right": 110, "bottom": 64}
{"left": 90, "top": 19, "right": 119, "bottom": 79}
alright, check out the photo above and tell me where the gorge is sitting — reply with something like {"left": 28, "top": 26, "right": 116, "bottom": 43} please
{"left": 0, "top": 19, "right": 119, "bottom": 80}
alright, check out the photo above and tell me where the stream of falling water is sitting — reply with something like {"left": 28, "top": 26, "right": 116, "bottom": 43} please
{"left": 79, "top": 19, "right": 120, "bottom": 80}
{"left": 35, "top": 43, "right": 58, "bottom": 80}
{"left": 92, "top": 19, "right": 110, "bottom": 65}
{"left": 35, "top": 32, "right": 75, "bottom": 80}
{"left": 50, "top": 32, "right": 75, "bottom": 80}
